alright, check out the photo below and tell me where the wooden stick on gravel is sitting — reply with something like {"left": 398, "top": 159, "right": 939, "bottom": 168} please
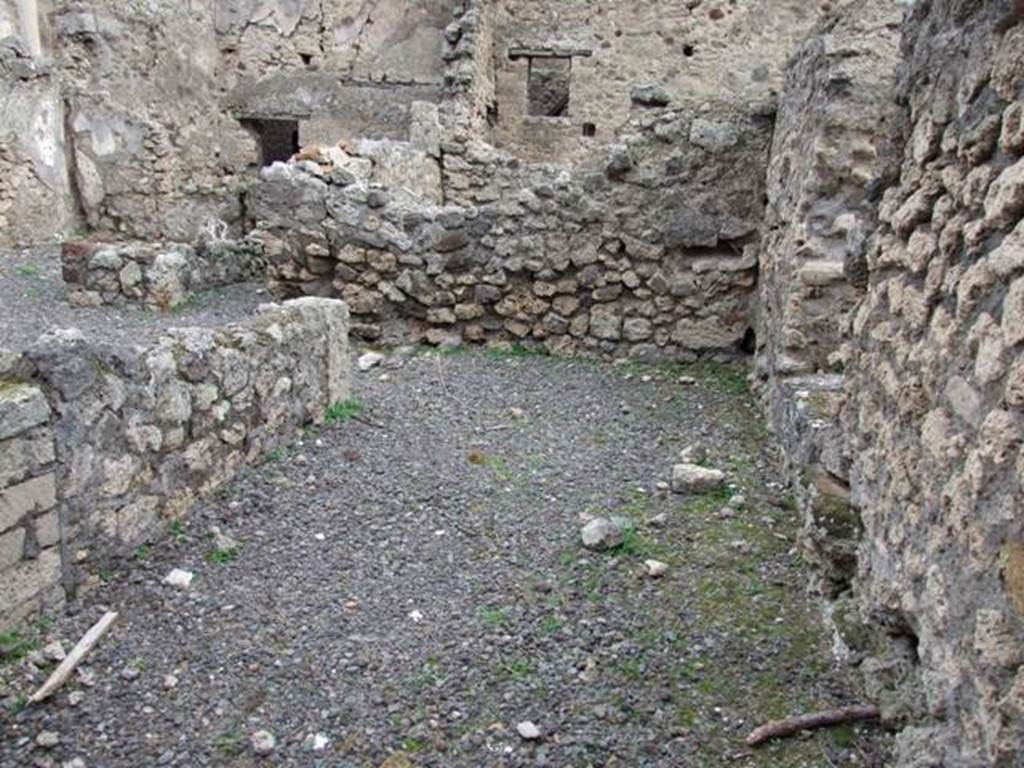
{"left": 745, "top": 705, "right": 880, "bottom": 746}
{"left": 29, "top": 611, "right": 118, "bottom": 704}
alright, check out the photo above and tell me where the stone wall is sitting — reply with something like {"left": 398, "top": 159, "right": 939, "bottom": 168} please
{"left": 0, "top": 32, "right": 78, "bottom": 246}
{"left": 248, "top": 96, "right": 771, "bottom": 358}
{"left": 60, "top": 238, "right": 264, "bottom": 310}
{"left": 0, "top": 374, "right": 63, "bottom": 630}
{"left": 488, "top": 0, "right": 830, "bottom": 165}
{"left": 838, "top": 1, "right": 1024, "bottom": 763}
{"left": 0, "top": 0, "right": 456, "bottom": 247}
{"left": 756, "top": 2, "right": 905, "bottom": 380}
{"left": 0, "top": 298, "right": 350, "bottom": 629}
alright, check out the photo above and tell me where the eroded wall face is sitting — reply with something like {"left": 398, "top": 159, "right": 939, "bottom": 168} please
{"left": 839, "top": 2, "right": 1024, "bottom": 764}
{"left": 0, "top": 0, "right": 454, "bottom": 246}
{"left": 489, "top": 0, "right": 829, "bottom": 165}
{"left": 0, "top": 3, "right": 78, "bottom": 247}
{"left": 757, "top": 4, "right": 905, "bottom": 380}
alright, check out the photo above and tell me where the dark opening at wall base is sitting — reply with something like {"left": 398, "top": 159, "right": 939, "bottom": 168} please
{"left": 239, "top": 118, "right": 300, "bottom": 167}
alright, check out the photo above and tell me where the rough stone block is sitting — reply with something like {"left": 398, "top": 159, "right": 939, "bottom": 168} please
{"left": 0, "top": 430, "right": 55, "bottom": 488}
{"left": 0, "top": 383, "right": 50, "bottom": 441}
{"left": 0, "top": 525, "right": 26, "bottom": 569}
{"left": 35, "top": 509, "right": 60, "bottom": 549}
{"left": 0, "top": 473, "right": 57, "bottom": 533}
{"left": 0, "top": 546, "right": 61, "bottom": 619}
{"left": 671, "top": 463, "right": 726, "bottom": 494}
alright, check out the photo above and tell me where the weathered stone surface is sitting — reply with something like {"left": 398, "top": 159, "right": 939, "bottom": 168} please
{"left": 0, "top": 473, "right": 56, "bottom": 533}
{"left": 670, "top": 463, "right": 725, "bottom": 494}
{"left": 0, "top": 383, "right": 50, "bottom": 441}
{"left": 580, "top": 518, "right": 625, "bottom": 550}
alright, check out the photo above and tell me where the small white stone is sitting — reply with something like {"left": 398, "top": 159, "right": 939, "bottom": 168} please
{"left": 644, "top": 560, "right": 669, "bottom": 578}
{"left": 162, "top": 674, "right": 179, "bottom": 689}
{"left": 314, "top": 533, "right": 326, "bottom": 541}
{"left": 42, "top": 641, "right": 67, "bottom": 662}
{"left": 516, "top": 721, "right": 542, "bottom": 740}
{"left": 250, "top": 729, "right": 276, "bottom": 755}
{"left": 68, "top": 690, "right": 85, "bottom": 706}
{"left": 163, "top": 568, "right": 194, "bottom": 589}
{"left": 408, "top": 609, "right": 424, "bottom": 623}
{"left": 36, "top": 730, "right": 60, "bottom": 749}
{"left": 62, "top": 759, "right": 87, "bottom": 768}
{"left": 580, "top": 518, "right": 624, "bottom": 550}
{"left": 671, "top": 463, "right": 725, "bottom": 494}
{"left": 303, "top": 732, "right": 330, "bottom": 752}
{"left": 729, "top": 494, "right": 746, "bottom": 509}
{"left": 357, "top": 351, "right": 385, "bottom": 371}
{"left": 678, "top": 375, "right": 697, "bottom": 385}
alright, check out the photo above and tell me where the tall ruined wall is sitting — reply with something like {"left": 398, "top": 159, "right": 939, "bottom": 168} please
{"left": 0, "top": 0, "right": 455, "bottom": 247}
{"left": 837, "top": 1, "right": 1024, "bottom": 764}
{"left": 0, "top": 27, "right": 77, "bottom": 246}
{"left": 56, "top": 1, "right": 257, "bottom": 242}
{"left": 757, "top": 3, "right": 904, "bottom": 380}
{"left": 489, "top": 0, "right": 829, "bottom": 165}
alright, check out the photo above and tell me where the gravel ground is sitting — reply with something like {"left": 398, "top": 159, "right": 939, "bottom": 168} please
{"left": 0, "top": 348, "right": 890, "bottom": 767}
{"left": 0, "top": 247, "right": 268, "bottom": 353}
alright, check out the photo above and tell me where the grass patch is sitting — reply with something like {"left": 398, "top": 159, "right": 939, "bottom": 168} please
{"left": 213, "top": 729, "right": 245, "bottom": 756}
{"left": 478, "top": 606, "right": 509, "bottom": 629}
{"left": 207, "top": 546, "right": 240, "bottom": 565}
{"left": 498, "top": 655, "right": 535, "bottom": 680}
{"left": 466, "top": 450, "right": 512, "bottom": 480}
{"left": 14, "top": 264, "right": 40, "bottom": 278}
{"left": 0, "top": 629, "right": 39, "bottom": 663}
{"left": 539, "top": 614, "right": 565, "bottom": 635}
{"left": 325, "top": 399, "right": 365, "bottom": 425}
{"left": 168, "top": 519, "right": 187, "bottom": 541}
{"left": 133, "top": 544, "right": 151, "bottom": 560}
{"left": 401, "top": 737, "right": 427, "bottom": 753}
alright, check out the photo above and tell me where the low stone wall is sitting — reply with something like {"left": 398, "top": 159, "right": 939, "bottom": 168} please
{"left": 247, "top": 121, "right": 766, "bottom": 360}
{"left": 60, "top": 238, "right": 264, "bottom": 310}
{"left": 0, "top": 297, "right": 350, "bottom": 629}
{"left": 0, "top": 373, "right": 63, "bottom": 629}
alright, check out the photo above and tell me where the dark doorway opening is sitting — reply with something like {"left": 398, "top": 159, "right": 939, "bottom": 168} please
{"left": 239, "top": 118, "right": 300, "bottom": 166}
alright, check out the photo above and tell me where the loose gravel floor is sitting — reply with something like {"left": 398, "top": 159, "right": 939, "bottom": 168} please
{"left": 1, "top": 348, "right": 889, "bottom": 767}
{"left": 0, "top": 247, "right": 267, "bottom": 354}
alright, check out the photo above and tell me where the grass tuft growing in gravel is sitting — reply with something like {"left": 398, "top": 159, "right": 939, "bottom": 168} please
{"left": 325, "top": 398, "right": 365, "bottom": 424}
{"left": 207, "top": 546, "right": 240, "bottom": 565}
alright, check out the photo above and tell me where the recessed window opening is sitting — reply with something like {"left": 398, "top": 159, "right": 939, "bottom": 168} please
{"left": 582, "top": 122, "right": 597, "bottom": 137}
{"left": 239, "top": 118, "right": 301, "bottom": 167}
{"left": 527, "top": 56, "right": 572, "bottom": 117}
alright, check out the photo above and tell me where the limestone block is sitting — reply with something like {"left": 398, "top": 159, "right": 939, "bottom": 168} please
{"left": 0, "top": 431, "right": 55, "bottom": 488}
{"left": 0, "top": 546, "right": 61, "bottom": 618}
{"left": 0, "top": 383, "right": 50, "bottom": 441}
{"left": 0, "top": 525, "right": 25, "bottom": 569}
{"left": 0, "top": 473, "right": 56, "bottom": 533}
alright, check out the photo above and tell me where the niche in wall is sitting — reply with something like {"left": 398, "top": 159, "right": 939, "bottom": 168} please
{"left": 239, "top": 118, "right": 301, "bottom": 166}
{"left": 527, "top": 56, "right": 572, "bottom": 117}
